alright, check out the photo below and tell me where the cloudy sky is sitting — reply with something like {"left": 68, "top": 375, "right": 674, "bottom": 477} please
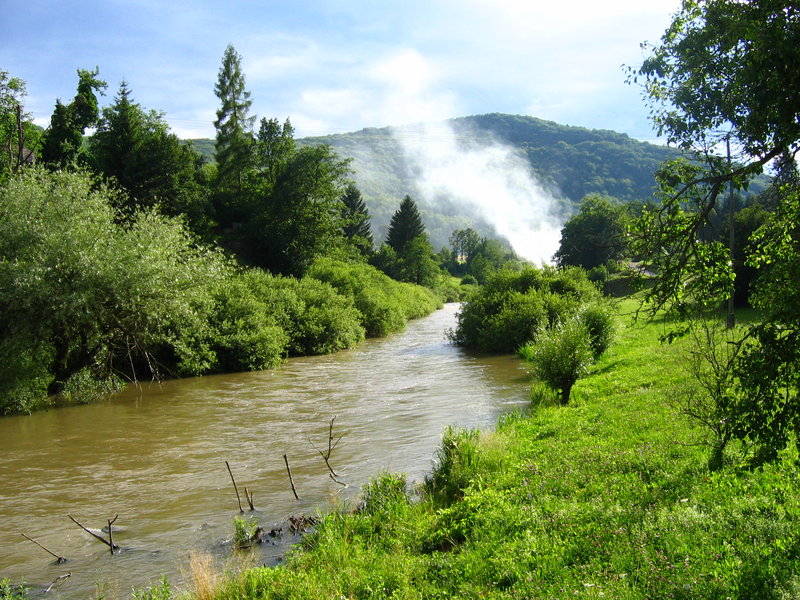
{"left": 3, "top": 0, "right": 680, "bottom": 141}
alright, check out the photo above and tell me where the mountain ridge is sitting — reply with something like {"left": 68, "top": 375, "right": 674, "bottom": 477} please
{"left": 188, "top": 113, "right": 681, "bottom": 249}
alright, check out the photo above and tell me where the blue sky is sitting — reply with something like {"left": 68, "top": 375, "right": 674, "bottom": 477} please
{"left": 3, "top": 0, "right": 680, "bottom": 141}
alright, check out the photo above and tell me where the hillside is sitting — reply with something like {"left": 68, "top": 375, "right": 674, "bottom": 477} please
{"left": 189, "top": 114, "right": 684, "bottom": 249}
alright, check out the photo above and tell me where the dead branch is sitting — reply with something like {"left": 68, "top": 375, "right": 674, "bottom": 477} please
{"left": 329, "top": 472, "right": 348, "bottom": 487}
{"left": 283, "top": 454, "right": 299, "bottom": 500}
{"left": 244, "top": 486, "right": 255, "bottom": 511}
{"left": 20, "top": 533, "right": 67, "bottom": 563}
{"left": 225, "top": 460, "right": 244, "bottom": 513}
{"left": 106, "top": 515, "right": 118, "bottom": 555}
{"left": 67, "top": 514, "right": 119, "bottom": 551}
{"left": 44, "top": 572, "right": 71, "bottom": 593}
{"left": 309, "top": 416, "right": 344, "bottom": 478}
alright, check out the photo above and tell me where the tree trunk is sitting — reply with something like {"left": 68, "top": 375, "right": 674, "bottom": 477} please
{"left": 559, "top": 384, "right": 572, "bottom": 406}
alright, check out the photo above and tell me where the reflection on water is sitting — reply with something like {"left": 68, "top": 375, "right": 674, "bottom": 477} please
{"left": 0, "top": 304, "right": 531, "bottom": 599}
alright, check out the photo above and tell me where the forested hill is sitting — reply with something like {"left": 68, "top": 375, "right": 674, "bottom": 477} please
{"left": 190, "top": 113, "right": 680, "bottom": 247}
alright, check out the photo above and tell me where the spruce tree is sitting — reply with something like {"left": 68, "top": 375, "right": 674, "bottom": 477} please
{"left": 386, "top": 195, "right": 425, "bottom": 255}
{"left": 214, "top": 44, "right": 255, "bottom": 204}
{"left": 341, "top": 182, "right": 373, "bottom": 253}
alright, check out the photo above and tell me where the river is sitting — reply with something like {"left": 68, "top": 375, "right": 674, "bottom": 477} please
{"left": 0, "top": 304, "right": 531, "bottom": 599}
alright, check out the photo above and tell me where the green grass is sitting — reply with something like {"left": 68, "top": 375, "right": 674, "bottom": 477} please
{"left": 190, "top": 297, "right": 800, "bottom": 599}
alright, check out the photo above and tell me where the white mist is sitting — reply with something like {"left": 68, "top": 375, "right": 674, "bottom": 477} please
{"left": 393, "top": 119, "right": 565, "bottom": 264}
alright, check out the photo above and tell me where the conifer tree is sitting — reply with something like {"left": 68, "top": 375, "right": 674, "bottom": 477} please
{"left": 213, "top": 44, "right": 255, "bottom": 206}
{"left": 341, "top": 182, "right": 373, "bottom": 254}
{"left": 386, "top": 195, "right": 425, "bottom": 255}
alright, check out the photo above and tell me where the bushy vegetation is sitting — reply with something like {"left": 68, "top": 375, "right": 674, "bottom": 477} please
{"left": 308, "top": 257, "right": 441, "bottom": 337}
{"left": 450, "top": 266, "right": 603, "bottom": 353}
{"left": 0, "top": 168, "right": 438, "bottom": 415}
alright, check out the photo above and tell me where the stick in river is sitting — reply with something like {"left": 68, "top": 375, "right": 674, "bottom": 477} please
{"left": 283, "top": 453, "right": 300, "bottom": 500}
{"left": 20, "top": 533, "right": 67, "bottom": 563}
{"left": 67, "top": 514, "right": 119, "bottom": 551}
{"left": 225, "top": 460, "right": 244, "bottom": 512}
{"left": 106, "top": 515, "right": 118, "bottom": 555}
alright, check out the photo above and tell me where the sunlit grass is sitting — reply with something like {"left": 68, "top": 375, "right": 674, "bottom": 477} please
{"left": 199, "top": 296, "right": 800, "bottom": 599}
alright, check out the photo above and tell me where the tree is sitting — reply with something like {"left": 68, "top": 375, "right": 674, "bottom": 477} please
{"left": 554, "top": 194, "right": 628, "bottom": 269}
{"left": 0, "top": 71, "right": 36, "bottom": 181}
{"left": 248, "top": 144, "right": 352, "bottom": 276}
{"left": 446, "top": 227, "right": 482, "bottom": 275}
{"left": 630, "top": 0, "right": 800, "bottom": 465}
{"left": 0, "top": 168, "right": 225, "bottom": 402}
{"left": 253, "top": 117, "right": 295, "bottom": 189}
{"left": 341, "top": 182, "right": 374, "bottom": 256}
{"left": 399, "top": 235, "right": 440, "bottom": 287}
{"left": 214, "top": 44, "right": 255, "bottom": 218}
{"left": 386, "top": 195, "right": 425, "bottom": 255}
{"left": 90, "top": 81, "right": 213, "bottom": 235}
{"left": 40, "top": 68, "right": 106, "bottom": 166}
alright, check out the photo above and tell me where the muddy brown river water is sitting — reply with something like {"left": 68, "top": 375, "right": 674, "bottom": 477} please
{"left": 0, "top": 304, "right": 531, "bottom": 599}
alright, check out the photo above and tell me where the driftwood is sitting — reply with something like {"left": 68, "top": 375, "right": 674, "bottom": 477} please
{"left": 67, "top": 514, "right": 119, "bottom": 553}
{"left": 225, "top": 460, "right": 245, "bottom": 512}
{"left": 283, "top": 454, "right": 300, "bottom": 500}
{"left": 44, "top": 572, "right": 71, "bottom": 593}
{"left": 20, "top": 533, "right": 67, "bottom": 563}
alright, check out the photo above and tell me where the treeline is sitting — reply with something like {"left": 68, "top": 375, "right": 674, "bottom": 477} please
{"left": 1, "top": 49, "right": 475, "bottom": 414}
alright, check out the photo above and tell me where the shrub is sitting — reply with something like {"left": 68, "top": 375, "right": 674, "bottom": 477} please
{"left": 521, "top": 319, "right": 594, "bottom": 405}
{"left": 579, "top": 303, "right": 615, "bottom": 358}
{"left": 208, "top": 272, "right": 289, "bottom": 372}
{"left": 308, "top": 258, "right": 440, "bottom": 337}
{"left": 452, "top": 266, "right": 601, "bottom": 352}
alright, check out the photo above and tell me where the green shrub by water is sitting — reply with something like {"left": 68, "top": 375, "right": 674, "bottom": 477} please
{"left": 308, "top": 258, "right": 441, "bottom": 337}
{"left": 451, "top": 266, "right": 601, "bottom": 352}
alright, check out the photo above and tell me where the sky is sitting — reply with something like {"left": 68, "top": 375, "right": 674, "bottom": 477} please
{"left": 3, "top": 0, "right": 682, "bottom": 142}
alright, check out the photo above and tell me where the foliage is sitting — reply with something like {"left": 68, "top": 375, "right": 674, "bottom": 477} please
{"left": 451, "top": 266, "right": 601, "bottom": 353}
{"left": 132, "top": 577, "right": 173, "bottom": 600}
{"left": 385, "top": 195, "right": 425, "bottom": 255}
{"left": 90, "top": 81, "right": 213, "bottom": 236}
{"left": 554, "top": 194, "right": 629, "bottom": 269}
{"left": 578, "top": 303, "right": 615, "bottom": 358}
{"left": 247, "top": 144, "right": 352, "bottom": 276}
{"left": 341, "top": 182, "right": 374, "bottom": 255}
{"left": 520, "top": 318, "right": 594, "bottom": 405}
{"left": 0, "top": 168, "right": 226, "bottom": 408}
{"left": 633, "top": 0, "right": 800, "bottom": 159}
{"left": 40, "top": 68, "right": 106, "bottom": 167}
{"left": 629, "top": 0, "right": 800, "bottom": 466}
{"left": 0, "top": 579, "right": 27, "bottom": 600}
{"left": 206, "top": 271, "right": 289, "bottom": 372}
{"left": 424, "top": 426, "right": 480, "bottom": 505}
{"left": 396, "top": 235, "right": 441, "bottom": 287}
{"left": 308, "top": 257, "right": 441, "bottom": 337}
{"left": 0, "top": 71, "right": 35, "bottom": 183}
{"left": 213, "top": 44, "right": 255, "bottom": 211}
{"left": 233, "top": 516, "right": 260, "bottom": 550}
{"left": 360, "top": 472, "right": 410, "bottom": 516}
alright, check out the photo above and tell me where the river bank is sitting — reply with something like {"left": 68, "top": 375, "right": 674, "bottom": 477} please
{"left": 190, "top": 297, "right": 800, "bottom": 599}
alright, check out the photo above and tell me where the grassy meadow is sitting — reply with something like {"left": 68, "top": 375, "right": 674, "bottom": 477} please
{"left": 137, "top": 298, "right": 800, "bottom": 599}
